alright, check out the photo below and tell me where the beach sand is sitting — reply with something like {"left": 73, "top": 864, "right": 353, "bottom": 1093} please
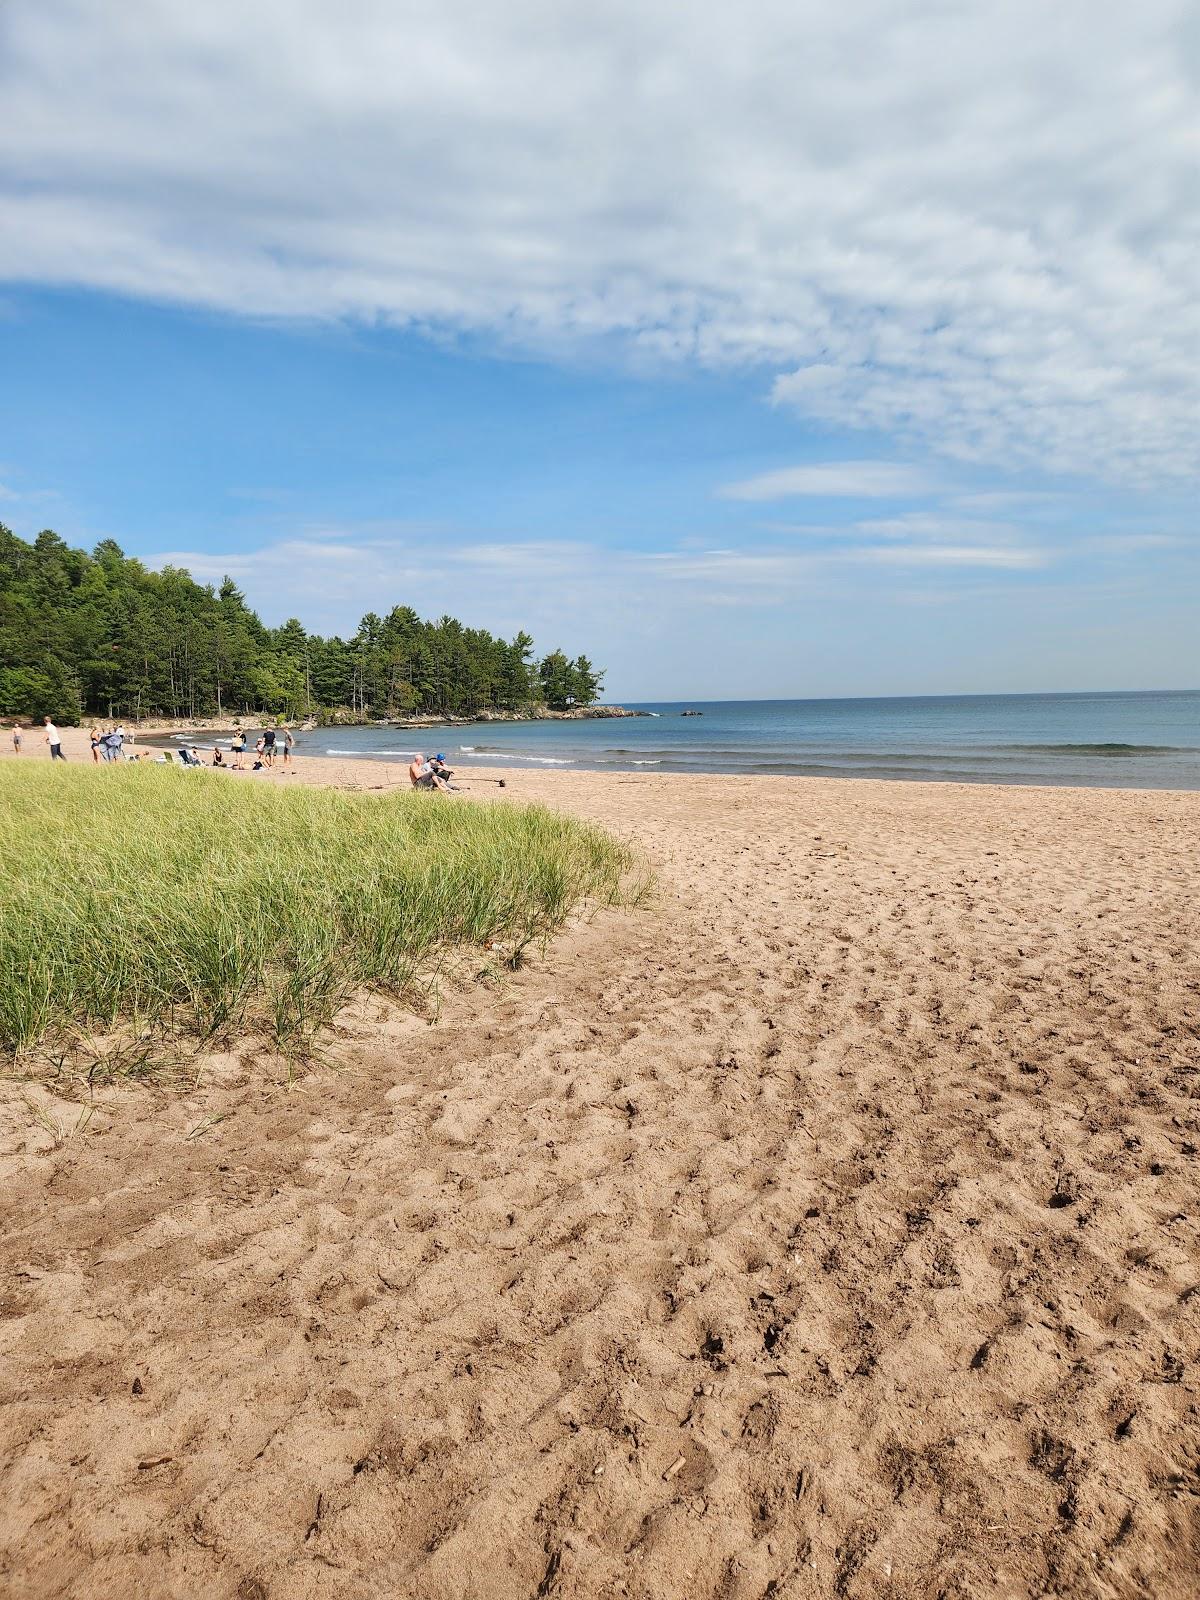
{"left": 2, "top": 729, "right": 1199, "bottom": 1597}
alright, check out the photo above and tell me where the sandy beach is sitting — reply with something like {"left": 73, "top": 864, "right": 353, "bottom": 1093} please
{"left": 2, "top": 729, "right": 1198, "bottom": 1598}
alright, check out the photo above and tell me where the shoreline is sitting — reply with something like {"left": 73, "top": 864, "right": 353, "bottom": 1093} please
{"left": 8, "top": 723, "right": 1200, "bottom": 798}
{"left": 0, "top": 703, "right": 646, "bottom": 739}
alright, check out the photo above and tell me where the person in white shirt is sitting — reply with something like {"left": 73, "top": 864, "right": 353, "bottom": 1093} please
{"left": 44, "top": 718, "right": 66, "bottom": 760}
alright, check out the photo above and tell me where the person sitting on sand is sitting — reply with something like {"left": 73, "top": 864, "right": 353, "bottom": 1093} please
{"left": 211, "top": 746, "right": 225, "bottom": 767}
{"left": 430, "top": 753, "right": 460, "bottom": 790}
{"left": 409, "top": 752, "right": 451, "bottom": 792}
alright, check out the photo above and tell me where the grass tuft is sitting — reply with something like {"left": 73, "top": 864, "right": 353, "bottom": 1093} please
{"left": 0, "top": 763, "right": 642, "bottom": 1060}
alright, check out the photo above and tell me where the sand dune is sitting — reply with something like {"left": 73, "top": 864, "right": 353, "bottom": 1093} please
{"left": 2, "top": 745, "right": 1198, "bottom": 1597}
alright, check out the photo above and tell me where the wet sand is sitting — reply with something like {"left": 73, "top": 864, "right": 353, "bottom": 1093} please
{"left": 2, "top": 731, "right": 1199, "bottom": 1597}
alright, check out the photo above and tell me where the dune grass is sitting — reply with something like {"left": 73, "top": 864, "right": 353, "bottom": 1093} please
{"left": 0, "top": 761, "right": 641, "bottom": 1064}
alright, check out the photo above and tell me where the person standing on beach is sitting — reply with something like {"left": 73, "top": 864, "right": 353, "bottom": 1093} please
{"left": 44, "top": 718, "right": 65, "bottom": 760}
{"left": 11, "top": 725, "right": 23, "bottom": 755}
{"left": 281, "top": 728, "right": 294, "bottom": 769}
{"left": 262, "top": 726, "right": 277, "bottom": 767}
{"left": 89, "top": 726, "right": 102, "bottom": 762}
{"left": 231, "top": 729, "right": 246, "bottom": 770}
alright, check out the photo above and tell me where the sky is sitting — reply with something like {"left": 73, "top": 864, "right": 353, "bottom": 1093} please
{"left": 1, "top": 0, "right": 1197, "bottom": 701}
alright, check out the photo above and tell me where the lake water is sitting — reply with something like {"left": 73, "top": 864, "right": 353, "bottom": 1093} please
{"left": 286, "top": 691, "right": 1200, "bottom": 788}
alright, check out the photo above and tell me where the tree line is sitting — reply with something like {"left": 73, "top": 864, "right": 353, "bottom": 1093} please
{"left": 0, "top": 527, "right": 604, "bottom": 723}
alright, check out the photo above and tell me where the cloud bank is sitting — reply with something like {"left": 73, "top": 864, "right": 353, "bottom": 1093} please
{"left": 2, "top": 1, "right": 1197, "bottom": 482}
{"left": 146, "top": 514, "right": 1195, "bottom": 699}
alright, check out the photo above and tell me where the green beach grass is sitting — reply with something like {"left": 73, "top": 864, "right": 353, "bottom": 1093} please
{"left": 0, "top": 761, "right": 640, "bottom": 1063}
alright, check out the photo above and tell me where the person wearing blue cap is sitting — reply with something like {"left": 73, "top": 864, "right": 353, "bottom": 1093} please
{"left": 431, "top": 753, "right": 461, "bottom": 789}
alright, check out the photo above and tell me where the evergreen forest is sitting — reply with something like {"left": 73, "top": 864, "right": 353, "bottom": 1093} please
{"left": 0, "top": 527, "right": 604, "bottom": 724}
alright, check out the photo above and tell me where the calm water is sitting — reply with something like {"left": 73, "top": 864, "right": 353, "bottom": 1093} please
{"left": 285, "top": 691, "right": 1200, "bottom": 788}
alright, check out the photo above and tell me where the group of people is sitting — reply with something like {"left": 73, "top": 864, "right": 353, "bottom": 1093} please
{"left": 11, "top": 724, "right": 467, "bottom": 795}
{"left": 225, "top": 726, "right": 295, "bottom": 770}
{"left": 163, "top": 726, "right": 296, "bottom": 773}
{"left": 7, "top": 718, "right": 74, "bottom": 760}
{"left": 88, "top": 723, "right": 134, "bottom": 762}
{"left": 8, "top": 718, "right": 296, "bottom": 773}
{"left": 408, "top": 751, "right": 458, "bottom": 792}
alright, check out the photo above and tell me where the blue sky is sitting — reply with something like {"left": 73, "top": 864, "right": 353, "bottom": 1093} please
{"left": 1, "top": 1, "right": 1197, "bottom": 700}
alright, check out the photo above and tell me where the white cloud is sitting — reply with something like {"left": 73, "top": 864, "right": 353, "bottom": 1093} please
{"left": 853, "top": 512, "right": 1024, "bottom": 544}
{"left": 718, "top": 461, "right": 932, "bottom": 501}
{"left": 947, "top": 491, "right": 1067, "bottom": 514}
{"left": 0, "top": 1, "right": 1196, "bottom": 483}
{"left": 852, "top": 544, "right": 1046, "bottom": 570}
{"left": 147, "top": 525, "right": 1051, "bottom": 643}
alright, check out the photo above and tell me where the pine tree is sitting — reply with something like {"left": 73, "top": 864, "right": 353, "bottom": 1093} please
{"left": 0, "top": 526, "right": 605, "bottom": 723}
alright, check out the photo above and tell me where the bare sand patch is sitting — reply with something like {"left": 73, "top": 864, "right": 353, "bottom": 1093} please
{"left": 2, "top": 737, "right": 1198, "bottom": 1597}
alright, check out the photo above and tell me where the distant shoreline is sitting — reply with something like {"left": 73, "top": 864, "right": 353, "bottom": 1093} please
{"left": 15, "top": 690, "right": 1200, "bottom": 790}
{"left": 17, "top": 704, "right": 649, "bottom": 738}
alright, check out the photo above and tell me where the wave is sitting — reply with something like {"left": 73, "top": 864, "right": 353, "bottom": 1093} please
{"left": 322, "top": 743, "right": 573, "bottom": 766}
{"left": 593, "top": 743, "right": 1200, "bottom": 767}
{"left": 632, "top": 759, "right": 662, "bottom": 765}
{"left": 466, "top": 752, "right": 572, "bottom": 766}
{"left": 450, "top": 744, "right": 572, "bottom": 765}
{"left": 995, "top": 742, "right": 1198, "bottom": 756}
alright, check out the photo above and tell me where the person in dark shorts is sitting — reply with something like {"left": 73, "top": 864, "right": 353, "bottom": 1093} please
{"left": 231, "top": 730, "right": 247, "bottom": 770}
{"left": 44, "top": 718, "right": 66, "bottom": 760}
{"left": 262, "top": 727, "right": 277, "bottom": 767}
{"left": 430, "top": 753, "right": 460, "bottom": 790}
